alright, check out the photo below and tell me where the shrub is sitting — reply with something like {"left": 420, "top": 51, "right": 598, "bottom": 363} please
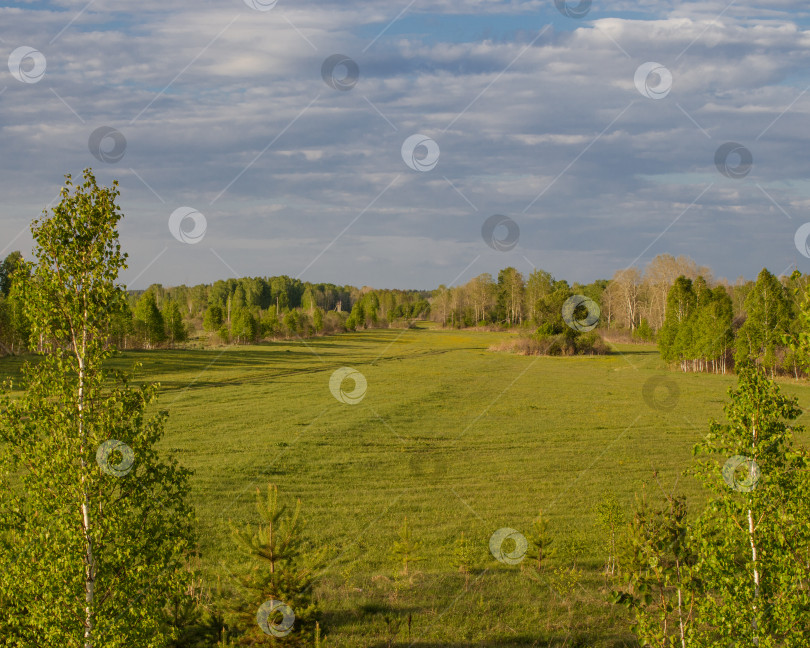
{"left": 490, "top": 331, "right": 608, "bottom": 356}
{"left": 633, "top": 318, "right": 655, "bottom": 342}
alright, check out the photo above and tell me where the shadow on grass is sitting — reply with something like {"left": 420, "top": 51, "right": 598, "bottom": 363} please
{"left": 362, "top": 633, "right": 638, "bottom": 648}
{"left": 605, "top": 347, "right": 659, "bottom": 356}
{"left": 319, "top": 603, "right": 638, "bottom": 648}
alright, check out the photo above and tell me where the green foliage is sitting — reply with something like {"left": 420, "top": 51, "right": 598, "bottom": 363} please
{"left": 525, "top": 509, "right": 552, "bottom": 571}
{"left": 504, "top": 329, "right": 608, "bottom": 356}
{"left": 497, "top": 266, "right": 525, "bottom": 325}
{"left": 634, "top": 318, "right": 655, "bottom": 342}
{"left": 452, "top": 531, "right": 475, "bottom": 574}
{"left": 659, "top": 277, "right": 733, "bottom": 373}
{"left": 301, "top": 286, "right": 316, "bottom": 313}
{"left": 230, "top": 308, "right": 258, "bottom": 344}
{"left": 0, "top": 296, "right": 9, "bottom": 355}
{"left": 548, "top": 564, "right": 584, "bottom": 601}
{"left": 312, "top": 307, "right": 324, "bottom": 333}
{"left": 554, "top": 527, "right": 588, "bottom": 569}
{"left": 163, "top": 590, "right": 227, "bottom": 648}
{"left": 613, "top": 489, "right": 698, "bottom": 648}
{"left": 283, "top": 310, "right": 300, "bottom": 337}
{"left": 534, "top": 281, "right": 573, "bottom": 332}
{"left": 163, "top": 300, "right": 188, "bottom": 345}
{"left": 525, "top": 269, "right": 555, "bottom": 324}
{"left": 451, "top": 531, "right": 475, "bottom": 592}
{"left": 595, "top": 492, "right": 625, "bottom": 578}
{"left": 0, "top": 291, "right": 27, "bottom": 355}
{"left": 204, "top": 304, "right": 224, "bottom": 332}
{"left": 0, "top": 251, "right": 22, "bottom": 298}
{"left": 734, "top": 268, "right": 791, "bottom": 373}
{"left": 228, "top": 484, "right": 323, "bottom": 646}
{"left": 0, "top": 169, "right": 195, "bottom": 647}
{"left": 692, "top": 286, "right": 734, "bottom": 371}
{"left": 618, "top": 366, "right": 810, "bottom": 647}
{"left": 313, "top": 622, "right": 326, "bottom": 648}
{"left": 691, "top": 364, "right": 810, "bottom": 647}
{"left": 108, "top": 299, "right": 135, "bottom": 349}
{"left": 70, "top": 274, "right": 428, "bottom": 347}
{"left": 259, "top": 309, "right": 279, "bottom": 338}
{"left": 782, "top": 272, "right": 810, "bottom": 378}
{"left": 658, "top": 276, "right": 696, "bottom": 365}
{"left": 347, "top": 292, "right": 381, "bottom": 329}
{"left": 390, "top": 516, "right": 423, "bottom": 576}
{"left": 0, "top": 255, "right": 31, "bottom": 354}
{"left": 8, "top": 316, "right": 810, "bottom": 645}
{"left": 134, "top": 290, "right": 167, "bottom": 348}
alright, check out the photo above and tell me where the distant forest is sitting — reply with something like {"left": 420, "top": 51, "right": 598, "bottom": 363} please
{"left": 0, "top": 251, "right": 807, "bottom": 377}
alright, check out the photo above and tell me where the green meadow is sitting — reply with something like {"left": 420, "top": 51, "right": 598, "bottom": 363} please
{"left": 4, "top": 326, "right": 810, "bottom": 646}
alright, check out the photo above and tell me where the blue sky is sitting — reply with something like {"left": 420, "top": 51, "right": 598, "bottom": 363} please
{"left": 2, "top": 0, "right": 810, "bottom": 290}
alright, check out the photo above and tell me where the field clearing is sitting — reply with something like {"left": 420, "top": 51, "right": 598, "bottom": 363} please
{"left": 4, "top": 327, "right": 810, "bottom": 646}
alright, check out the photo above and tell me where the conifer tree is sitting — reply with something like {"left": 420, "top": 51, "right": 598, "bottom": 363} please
{"left": 229, "top": 485, "right": 323, "bottom": 646}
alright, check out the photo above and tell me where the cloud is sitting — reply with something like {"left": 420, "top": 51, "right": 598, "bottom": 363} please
{"left": 1, "top": 0, "right": 809, "bottom": 288}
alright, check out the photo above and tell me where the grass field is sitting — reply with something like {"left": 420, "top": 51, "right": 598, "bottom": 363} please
{"left": 4, "top": 326, "right": 810, "bottom": 646}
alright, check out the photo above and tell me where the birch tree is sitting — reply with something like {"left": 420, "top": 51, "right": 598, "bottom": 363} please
{"left": 692, "top": 365, "right": 810, "bottom": 647}
{"left": 470, "top": 273, "right": 496, "bottom": 324}
{"left": 617, "top": 367, "right": 810, "bottom": 647}
{"left": 734, "top": 268, "right": 791, "bottom": 374}
{"left": 608, "top": 267, "right": 643, "bottom": 331}
{"left": 497, "top": 267, "right": 524, "bottom": 326}
{"left": 0, "top": 170, "right": 195, "bottom": 647}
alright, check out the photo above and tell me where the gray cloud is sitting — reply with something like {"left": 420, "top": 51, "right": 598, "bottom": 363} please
{"left": 1, "top": 1, "right": 810, "bottom": 288}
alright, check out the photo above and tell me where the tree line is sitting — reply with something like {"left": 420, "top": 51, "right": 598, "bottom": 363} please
{"left": 0, "top": 254, "right": 431, "bottom": 352}
{"left": 427, "top": 256, "right": 810, "bottom": 377}
{"left": 657, "top": 268, "right": 810, "bottom": 376}
{"left": 426, "top": 255, "right": 716, "bottom": 333}
{"left": 3, "top": 244, "right": 810, "bottom": 376}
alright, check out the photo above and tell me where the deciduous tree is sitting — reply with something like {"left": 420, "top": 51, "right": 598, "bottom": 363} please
{"left": 692, "top": 365, "right": 810, "bottom": 647}
{"left": 734, "top": 268, "right": 791, "bottom": 374}
{"left": 134, "top": 290, "right": 166, "bottom": 349}
{"left": 0, "top": 170, "right": 195, "bottom": 647}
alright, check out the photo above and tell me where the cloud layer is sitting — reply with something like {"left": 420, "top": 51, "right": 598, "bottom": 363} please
{"left": 1, "top": 0, "right": 809, "bottom": 289}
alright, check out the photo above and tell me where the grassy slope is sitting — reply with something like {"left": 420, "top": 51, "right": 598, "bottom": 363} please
{"left": 3, "top": 327, "right": 809, "bottom": 646}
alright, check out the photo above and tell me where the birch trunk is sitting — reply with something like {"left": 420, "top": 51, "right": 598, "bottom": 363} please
{"left": 676, "top": 558, "right": 686, "bottom": 648}
{"left": 78, "top": 320, "right": 95, "bottom": 648}
{"left": 749, "top": 419, "right": 760, "bottom": 647}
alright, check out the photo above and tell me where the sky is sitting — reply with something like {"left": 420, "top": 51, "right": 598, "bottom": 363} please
{"left": 2, "top": 0, "right": 810, "bottom": 290}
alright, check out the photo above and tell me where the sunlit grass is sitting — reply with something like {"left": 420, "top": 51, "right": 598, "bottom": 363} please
{"left": 4, "top": 327, "right": 810, "bottom": 645}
